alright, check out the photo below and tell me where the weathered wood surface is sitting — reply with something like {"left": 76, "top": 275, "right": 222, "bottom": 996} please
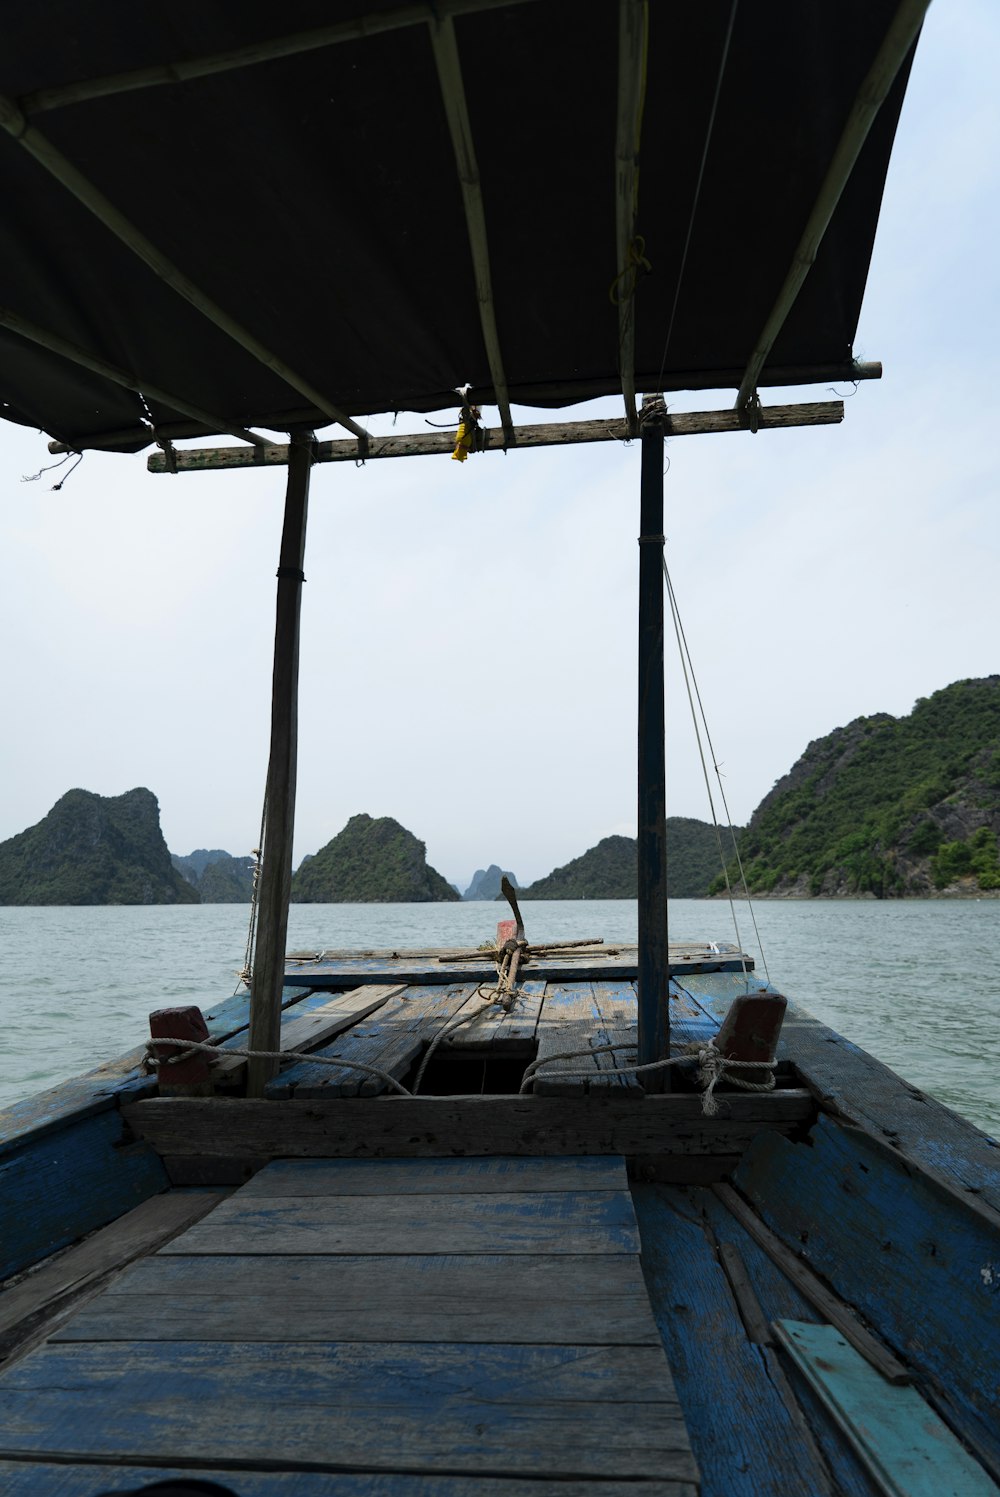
{"left": 0, "top": 1190, "right": 226, "bottom": 1365}
{"left": 533, "top": 985, "right": 603, "bottom": 1096}
{"left": 234, "top": 1155, "right": 627, "bottom": 1195}
{"left": 147, "top": 400, "right": 844, "bottom": 471}
{"left": 733, "top": 1114, "right": 1000, "bottom": 1475}
{"left": 212, "top": 984, "right": 403, "bottom": 1085}
{"left": 0, "top": 1109, "right": 168, "bottom": 1283}
{"left": 634, "top": 1184, "right": 851, "bottom": 1497}
{"left": 592, "top": 984, "right": 642, "bottom": 1095}
{"left": 0, "top": 1340, "right": 694, "bottom": 1477}
{"left": 679, "top": 973, "right": 1000, "bottom": 1217}
{"left": 0, "top": 1467, "right": 697, "bottom": 1497}
{"left": 156, "top": 1189, "right": 640, "bottom": 1257}
{"left": 123, "top": 1090, "right": 817, "bottom": 1158}
{"left": 443, "top": 979, "right": 546, "bottom": 1053}
{"left": 0, "top": 1155, "right": 697, "bottom": 1489}
{"left": 774, "top": 1320, "right": 998, "bottom": 1497}
{"left": 55, "top": 1251, "right": 659, "bottom": 1345}
{"left": 284, "top": 947, "right": 752, "bottom": 988}
{"left": 266, "top": 985, "right": 478, "bottom": 1098}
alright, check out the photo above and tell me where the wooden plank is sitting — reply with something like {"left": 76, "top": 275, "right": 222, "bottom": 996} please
{"left": 533, "top": 985, "right": 602, "bottom": 1096}
{"left": 236, "top": 1155, "right": 628, "bottom": 1196}
{"left": 156, "top": 1189, "right": 640, "bottom": 1256}
{"left": 0, "top": 1110, "right": 168, "bottom": 1283}
{"left": 773, "top": 1320, "right": 998, "bottom": 1497}
{"left": 0, "top": 1341, "right": 697, "bottom": 1480}
{"left": 148, "top": 399, "right": 844, "bottom": 471}
{"left": 633, "top": 1183, "right": 843, "bottom": 1497}
{"left": 0, "top": 1467, "right": 698, "bottom": 1497}
{"left": 0, "top": 1191, "right": 227, "bottom": 1365}
{"left": 213, "top": 984, "right": 402, "bottom": 1085}
{"left": 124, "top": 1091, "right": 817, "bottom": 1159}
{"left": 714, "top": 1180, "right": 910, "bottom": 1384}
{"left": 54, "top": 1252, "right": 659, "bottom": 1345}
{"left": 443, "top": 979, "right": 546, "bottom": 1053}
{"left": 282, "top": 952, "right": 752, "bottom": 987}
{"left": 0, "top": 1466, "right": 698, "bottom": 1497}
{"left": 267, "top": 986, "right": 476, "bottom": 1099}
{"left": 732, "top": 1115, "right": 1000, "bottom": 1470}
{"left": 591, "top": 983, "right": 642, "bottom": 1095}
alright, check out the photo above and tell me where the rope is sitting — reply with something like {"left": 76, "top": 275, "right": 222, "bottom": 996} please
{"left": 145, "top": 1037, "right": 412, "bottom": 1096}
{"left": 411, "top": 977, "right": 528, "bottom": 1094}
{"left": 520, "top": 1040, "right": 775, "bottom": 1117}
{"left": 662, "top": 554, "right": 770, "bottom": 986}
{"left": 234, "top": 798, "right": 268, "bottom": 995}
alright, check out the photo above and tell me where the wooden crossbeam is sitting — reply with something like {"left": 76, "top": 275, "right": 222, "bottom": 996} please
{"left": 0, "top": 303, "right": 268, "bottom": 449}
{"left": 0, "top": 96, "right": 368, "bottom": 442}
{"left": 735, "top": 0, "right": 930, "bottom": 411}
{"left": 20, "top": 0, "right": 538, "bottom": 116}
{"left": 615, "top": 0, "right": 649, "bottom": 432}
{"left": 429, "top": 16, "right": 514, "bottom": 440}
{"left": 147, "top": 399, "right": 844, "bottom": 472}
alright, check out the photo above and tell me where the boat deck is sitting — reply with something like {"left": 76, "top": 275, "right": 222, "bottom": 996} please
{"left": 0, "top": 1155, "right": 698, "bottom": 1494}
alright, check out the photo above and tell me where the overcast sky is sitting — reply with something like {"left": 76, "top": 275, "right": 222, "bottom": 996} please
{"left": 1, "top": 1, "right": 997, "bottom": 891}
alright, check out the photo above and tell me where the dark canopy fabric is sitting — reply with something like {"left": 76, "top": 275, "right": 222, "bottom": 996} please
{"left": 0, "top": 1, "right": 916, "bottom": 452}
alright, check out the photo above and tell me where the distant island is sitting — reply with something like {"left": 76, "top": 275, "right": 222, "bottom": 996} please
{"left": 172, "top": 848, "right": 256, "bottom": 903}
{"left": 516, "top": 819, "right": 741, "bottom": 900}
{"left": 0, "top": 788, "right": 198, "bottom": 906}
{"left": 463, "top": 865, "right": 518, "bottom": 901}
{"left": 291, "top": 813, "right": 460, "bottom": 903}
{"left": 715, "top": 676, "right": 1000, "bottom": 898}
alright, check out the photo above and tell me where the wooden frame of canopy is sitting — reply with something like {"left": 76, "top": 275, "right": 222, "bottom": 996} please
{"left": 0, "top": 0, "right": 931, "bottom": 1094}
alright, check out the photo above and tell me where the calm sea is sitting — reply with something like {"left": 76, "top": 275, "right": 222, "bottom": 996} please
{"left": 1, "top": 899, "right": 997, "bottom": 1137}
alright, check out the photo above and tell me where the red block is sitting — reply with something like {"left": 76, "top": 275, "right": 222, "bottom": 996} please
{"left": 149, "top": 1005, "right": 212, "bottom": 1087}
{"left": 496, "top": 919, "right": 517, "bottom": 948}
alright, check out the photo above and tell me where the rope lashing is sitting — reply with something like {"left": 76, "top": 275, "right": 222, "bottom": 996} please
{"left": 519, "top": 1040, "right": 775, "bottom": 1116}
{"left": 144, "top": 1036, "right": 412, "bottom": 1096}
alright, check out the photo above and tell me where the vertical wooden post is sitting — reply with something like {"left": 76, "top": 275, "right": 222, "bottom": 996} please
{"left": 247, "top": 431, "right": 314, "bottom": 1097}
{"left": 637, "top": 401, "right": 669, "bottom": 1080}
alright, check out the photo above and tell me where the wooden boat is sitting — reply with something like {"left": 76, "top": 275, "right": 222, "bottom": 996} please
{"left": 3, "top": 3, "right": 998, "bottom": 1494}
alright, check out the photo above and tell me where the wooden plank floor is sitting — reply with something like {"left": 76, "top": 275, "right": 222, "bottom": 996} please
{"left": 0, "top": 1156, "right": 699, "bottom": 1494}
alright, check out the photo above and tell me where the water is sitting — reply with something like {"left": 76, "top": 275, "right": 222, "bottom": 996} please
{"left": 1, "top": 900, "right": 997, "bottom": 1137}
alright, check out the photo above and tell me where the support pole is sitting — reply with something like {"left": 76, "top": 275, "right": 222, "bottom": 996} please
{"left": 637, "top": 401, "right": 668, "bottom": 1081}
{"left": 247, "top": 431, "right": 314, "bottom": 1097}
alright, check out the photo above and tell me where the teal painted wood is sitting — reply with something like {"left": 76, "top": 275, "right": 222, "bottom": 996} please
{"left": 0, "top": 1467, "right": 699, "bottom": 1497}
{"left": 156, "top": 1188, "right": 640, "bottom": 1256}
{"left": 0, "top": 984, "right": 312, "bottom": 1158}
{"left": 0, "top": 1109, "right": 168, "bottom": 1281}
{"left": 0, "top": 1340, "right": 695, "bottom": 1479}
{"left": 734, "top": 1115, "right": 1000, "bottom": 1474}
{"left": 774, "top": 1320, "right": 999, "bottom": 1497}
{"left": 633, "top": 1182, "right": 851, "bottom": 1497}
{"left": 237, "top": 1155, "right": 628, "bottom": 1195}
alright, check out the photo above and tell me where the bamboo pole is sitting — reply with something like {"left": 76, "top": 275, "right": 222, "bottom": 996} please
{"left": 735, "top": 0, "right": 930, "bottom": 411}
{"left": 246, "top": 432, "right": 314, "bottom": 1097}
{"left": 429, "top": 16, "right": 513, "bottom": 440}
{"left": 636, "top": 401, "right": 668, "bottom": 1081}
{"left": 0, "top": 95, "right": 368, "bottom": 442}
{"left": 0, "top": 303, "right": 268, "bottom": 448}
{"left": 614, "top": 0, "right": 648, "bottom": 432}
{"left": 21, "top": 0, "right": 538, "bottom": 115}
{"left": 146, "top": 398, "right": 845, "bottom": 473}
{"left": 49, "top": 364, "right": 878, "bottom": 456}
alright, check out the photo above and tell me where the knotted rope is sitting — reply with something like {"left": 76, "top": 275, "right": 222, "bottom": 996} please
{"left": 519, "top": 1040, "right": 775, "bottom": 1116}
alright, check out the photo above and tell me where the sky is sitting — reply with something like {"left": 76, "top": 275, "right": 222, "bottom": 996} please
{"left": 1, "top": 1, "right": 999, "bottom": 892}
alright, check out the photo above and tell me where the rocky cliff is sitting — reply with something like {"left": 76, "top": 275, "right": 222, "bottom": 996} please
{"left": 723, "top": 676, "right": 1000, "bottom": 897}
{"left": 291, "top": 814, "right": 461, "bottom": 903}
{"left": 0, "top": 788, "right": 200, "bottom": 905}
{"left": 463, "top": 865, "right": 519, "bottom": 901}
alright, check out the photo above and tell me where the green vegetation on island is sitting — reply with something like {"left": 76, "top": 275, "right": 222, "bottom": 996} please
{"left": 516, "top": 819, "right": 741, "bottom": 899}
{"left": 715, "top": 676, "right": 1000, "bottom": 898}
{"left": 291, "top": 813, "right": 460, "bottom": 903}
{"left": 172, "top": 848, "right": 256, "bottom": 903}
{"left": 0, "top": 788, "right": 200, "bottom": 906}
